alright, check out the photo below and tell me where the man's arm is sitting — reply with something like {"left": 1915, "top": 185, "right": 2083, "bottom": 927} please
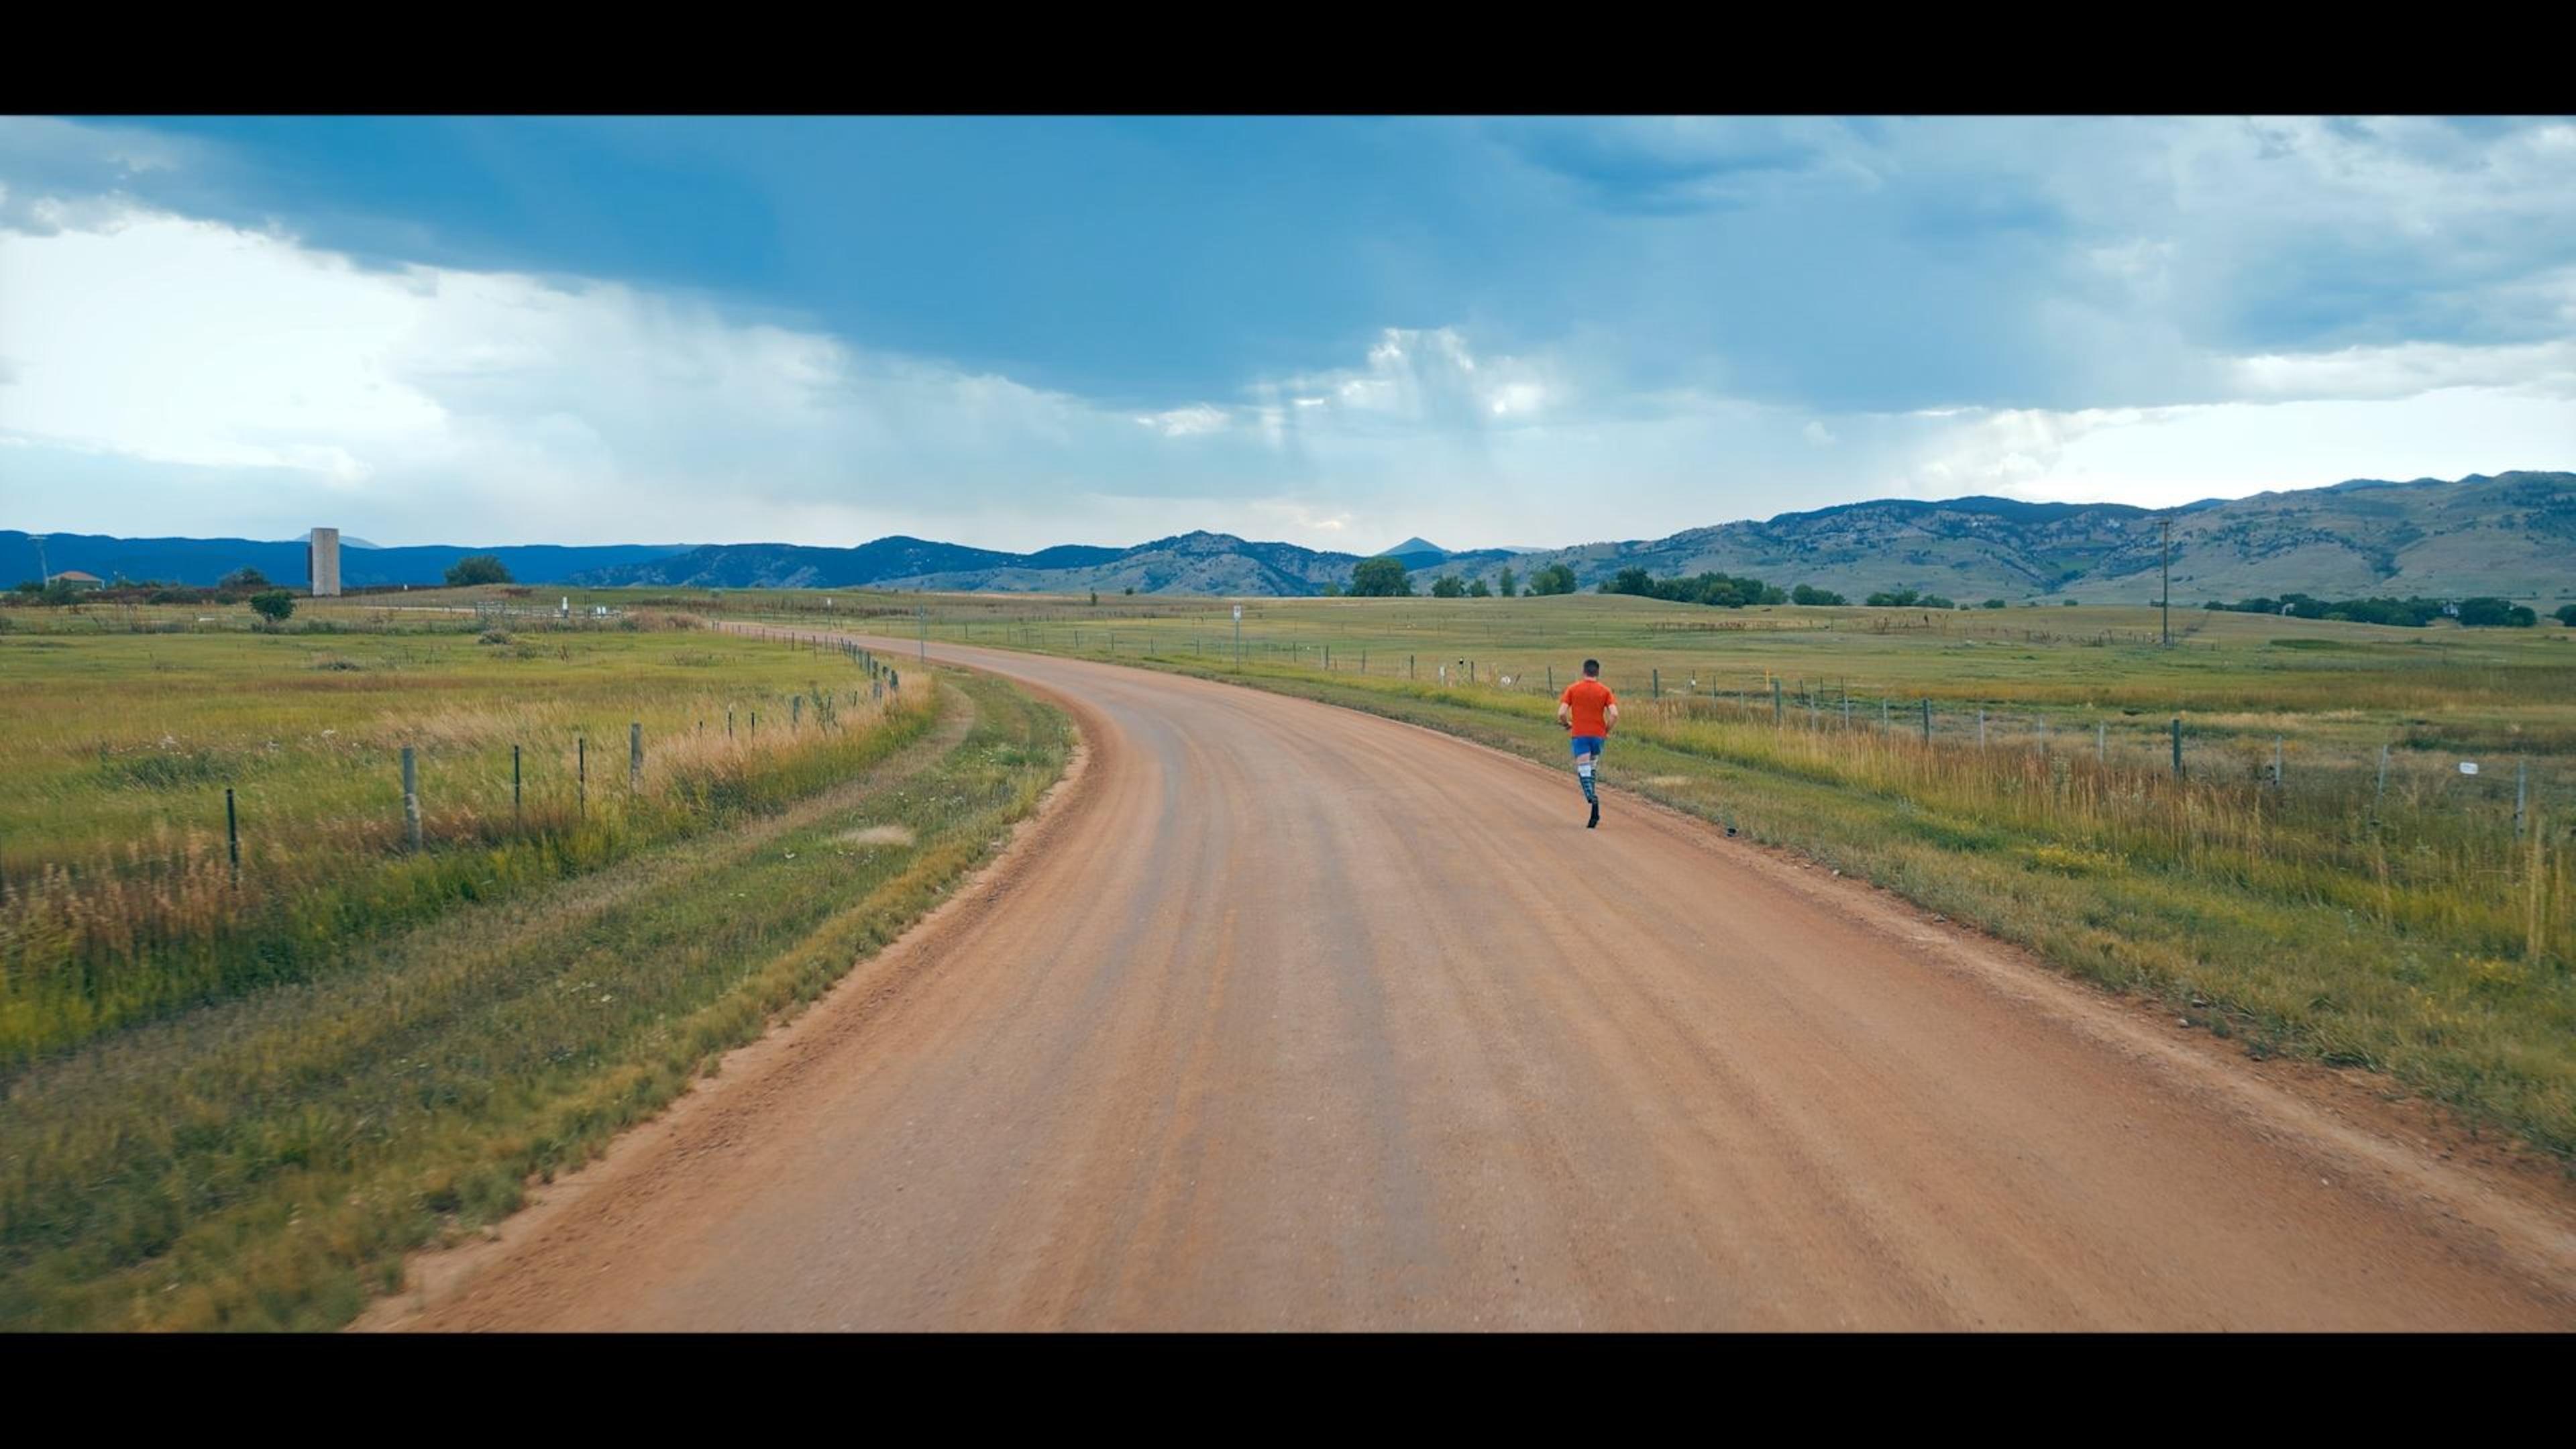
{"left": 1557, "top": 698, "right": 1574, "bottom": 729}
{"left": 1603, "top": 702, "right": 1620, "bottom": 733}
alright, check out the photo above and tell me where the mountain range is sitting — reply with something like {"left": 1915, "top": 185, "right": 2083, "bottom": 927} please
{"left": 10, "top": 472, "right": 2570, "bottom": 604}
{"left": 0, "top": 533, "right": 693, "bottom": 592}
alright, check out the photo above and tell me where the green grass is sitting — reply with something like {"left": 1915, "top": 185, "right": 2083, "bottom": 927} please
{"left": 0, "top": 614, "right": 921, "bottom": 1062}
{"left": 699, "top": 586, "right": 2576, "bottom": 1164}
{"left": 0, "top": 666, "right": 1069, "bottom": 1330}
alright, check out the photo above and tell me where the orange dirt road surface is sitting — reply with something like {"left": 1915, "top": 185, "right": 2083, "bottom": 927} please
{"left": 359, "top": 629, "right": 2576, "bottom": 1331}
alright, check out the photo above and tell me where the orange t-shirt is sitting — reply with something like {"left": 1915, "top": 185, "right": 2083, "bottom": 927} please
{"left": 1560, "top": 678, "right": 1616, "bottom": 736}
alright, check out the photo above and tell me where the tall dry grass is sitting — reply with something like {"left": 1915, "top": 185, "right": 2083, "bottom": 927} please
{"left": 0, "top": 631, "right": 930, "bottom": 1065}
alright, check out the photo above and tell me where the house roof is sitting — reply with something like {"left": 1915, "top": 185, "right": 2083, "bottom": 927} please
{"left": 55, "top": 570, "right": 103, "bottom": 582}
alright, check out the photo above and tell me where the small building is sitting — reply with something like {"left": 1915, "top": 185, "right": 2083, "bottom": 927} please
{"left": 54, "top": 570, "right": 103, "bottom": 591}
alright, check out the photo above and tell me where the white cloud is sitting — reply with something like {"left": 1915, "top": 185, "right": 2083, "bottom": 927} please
{"left": 1271, "top": 326, "right": 1560, "bottom": 433}
{"left": 1137, "top": 404, "right": 1230, "bottom": 437}
{"left": 2224, "top": 337, "right": 2576, "bottom": 402}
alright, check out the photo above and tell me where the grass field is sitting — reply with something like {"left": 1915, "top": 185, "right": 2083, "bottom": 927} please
{"left": 0, "top": 606, "right": 1066, "bottom": 1320}
{"left": 1, "top": 604, "right": 1071, "bottom": 1328}
{"left": 0, "top": 605, "right": 928, "bottom": 1062}
{"left": 677, "top": 585, "right": 2576, "bottom": 1164}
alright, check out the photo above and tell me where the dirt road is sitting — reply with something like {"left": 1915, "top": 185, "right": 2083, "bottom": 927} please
{"left": 368, "top": 633, "right": 2576, "bottom": 1330}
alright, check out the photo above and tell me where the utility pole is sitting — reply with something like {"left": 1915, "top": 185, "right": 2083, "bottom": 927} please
{"left": 2160, "top": 515, "right": 2173, "bottom": 649}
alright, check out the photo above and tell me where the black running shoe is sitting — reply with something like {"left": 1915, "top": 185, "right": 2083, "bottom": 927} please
{"left": 1587, "top": 800, "right": 1600, "bottom": 829}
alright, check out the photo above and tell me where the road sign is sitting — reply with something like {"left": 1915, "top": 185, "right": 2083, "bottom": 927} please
{"left": 1233, "top": 604, "right": 1242, "bottom": 621}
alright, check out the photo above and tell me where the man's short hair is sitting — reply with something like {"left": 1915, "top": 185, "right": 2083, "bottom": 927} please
{"left": 1582, "top": 659, "right": 1601, "bottom": 676}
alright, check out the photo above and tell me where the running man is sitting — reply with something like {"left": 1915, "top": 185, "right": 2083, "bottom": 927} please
{"left": 1557, "top": 658, "right": 1618, "bottom": 828}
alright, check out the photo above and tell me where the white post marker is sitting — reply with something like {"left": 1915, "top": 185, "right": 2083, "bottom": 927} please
{"left": 2460, "top": 761, "right": 2480, "bottom": 776}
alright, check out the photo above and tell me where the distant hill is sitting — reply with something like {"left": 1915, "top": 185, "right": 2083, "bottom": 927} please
{"left": 1492, "top": 471, "right": 2575, "bottom": 605}
{"left": 0, "top": 533, "right": 694, "bottom": 590}
{"left": 17, "top": 472, "right": 2569, "bottom": 602}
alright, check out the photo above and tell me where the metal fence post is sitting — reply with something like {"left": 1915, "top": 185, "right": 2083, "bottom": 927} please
{"left": 1652, "top": 668, "right": 1660, "bottom": 699}
{"left": 1978, "top": 708, "right": 1987, "bottom": 748}
{"left": 578, "top": 737, "right": 586, "bottom": 816}
{"left": 2098, "top": 720, "right": 2106, "bottom": 763}
{"left": 1921, "top": 698, "right": 1931, "bottom": 742}
{"left": 2516, "top": 760, "right": 2528, "bottom": 837}
{"left": 2171, "top": 718, "right": 2184, "bottom": 778}
{"left": 2273, "top": 736, "right": 2284, "bottom": 791}
{"left": 1774, "top": 678, "right": 1784, "bottom": 725}
{"left": 630, "top": 722, "right": 643, "bottom": 790}
{"left": 513, "top": 743, "right": 522, "bottom": 824}
{"left": 226, "top": 786, "right": 239, "bottom": 883}
{"left": 402, "top": 745, "right": 423, "bottom": 850}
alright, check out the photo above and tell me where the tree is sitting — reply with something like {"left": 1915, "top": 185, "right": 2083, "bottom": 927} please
{"left": 1467, "top": 578, "right": 1491, "bottom": 598}
{"left": 1864, "top": 587, "right": 1919, "bottom": 607}
{"left": 219, "top": 566, "right": 270, "bottom": 592}
{"left": 2456, "top": 596, "right": 2537, "bottom": 628}
{"left": 445, "top": 554, "right": 512, "bottom": 587}
{"left": 1089, "top": 590, "right": 1098, "bottom": 606}
{"left": 1349, "top": 557, "right": 1412, "bottom": 597}
{"left": 1527, "top": 564, "right": 1579, "bottom": 596}
{"left": 1921, "top": 594, "right": 1957, "bottom": 610}
{"left": 1122, "top": 586, "right": 1135, "bottom": 596}
{"left": 1430, "top": 574, "right": 1466, "bottom": 598}
{"left": 1320, "top": 581, "right": 1343, "bottom": 597}
{"left": 2557, "top": 604, "right": 2576, "bottom": 627}
{"left": 248, "top": 589, "right": 297, "bottom": 623}
{"left": 1790, "top": 584, "right": 1846, "bottom": 606}
{"left": 1496, "top": 566, "right": 1517, "bottom": 598}
{"left": 1981, "top": 598, "right": 2008, "bottom": 609}
{"left": 1606, "top": 566, "right": 1656, "bottom": 597}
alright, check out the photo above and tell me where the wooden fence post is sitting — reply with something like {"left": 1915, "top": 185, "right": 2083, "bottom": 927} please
{"left": 402, "top": 746, "right": 423, "bottom": 850}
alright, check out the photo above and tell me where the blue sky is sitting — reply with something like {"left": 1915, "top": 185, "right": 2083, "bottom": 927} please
{"left": 3, "top": 115, "right": 2571, "bottom": 551}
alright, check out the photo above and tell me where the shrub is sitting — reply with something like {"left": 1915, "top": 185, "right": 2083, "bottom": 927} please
{"left": 248, "top": 590, "right": 297, "bottom": 623}
{"left": 443, "top": 555, "right": 512, "bottom": 587}
{"left": 1527, "top": 564, "right": 1580, "bottom": 596}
